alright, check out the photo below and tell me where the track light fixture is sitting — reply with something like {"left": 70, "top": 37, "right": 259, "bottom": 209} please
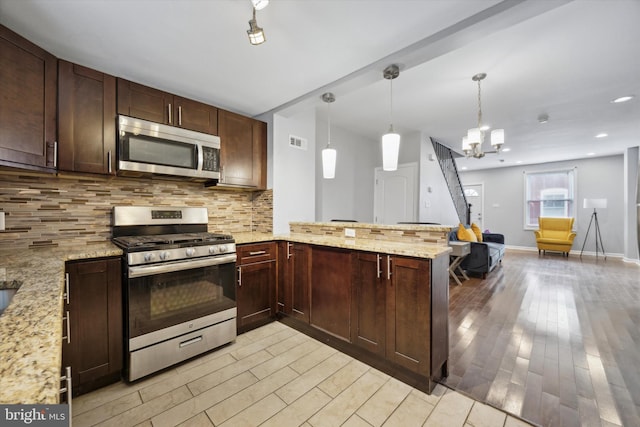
{"left": 247, "top": 6, "right": 265, "bottom": 45}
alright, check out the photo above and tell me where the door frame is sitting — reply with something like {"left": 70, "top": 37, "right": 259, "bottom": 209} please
{"left": 463, "top": 182, "right": 485, "bottom": 228}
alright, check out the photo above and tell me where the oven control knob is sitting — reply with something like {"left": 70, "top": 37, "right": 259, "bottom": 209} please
{"left": 144, "top": 253, "right": 155, "bottom": 262}
{"left": 209, "top": 246, "right": 218, "bottom": 254}
{"left": 218, "top": 245, "right": 227, "bottom": 253}
{"left": 186, "top": 248, "right": 196, "bottom": 257}
{"left": 160, "top": 251, "right": 170, "bottom": 260}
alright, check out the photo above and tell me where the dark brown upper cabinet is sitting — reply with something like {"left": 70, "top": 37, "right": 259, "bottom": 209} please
{"left": 0, "top": 24, "right": 57, "bottom": 171}
{"left": 58, "top": 60, "right": 117, "bottom": 175}
{"left": 218, "top": 109, "right": 267, "bottom": 189}
{"left": 117, "top": 79, "right": 218, "bottom": 135}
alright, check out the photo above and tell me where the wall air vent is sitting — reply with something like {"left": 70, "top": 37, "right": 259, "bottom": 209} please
{"left": 289, "top": 135, "right": 308, "bottom": 151}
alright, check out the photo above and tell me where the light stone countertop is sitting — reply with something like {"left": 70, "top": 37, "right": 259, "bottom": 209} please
{"left": 233, "top": 232, "right": 452, "bottom": 259}
{"left": 0, "top": 243, "right": 122, "bottom": 404}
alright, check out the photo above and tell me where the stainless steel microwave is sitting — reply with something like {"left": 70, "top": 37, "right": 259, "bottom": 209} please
{"left": 118, "top": 115, "right": 220, "bottom": 180}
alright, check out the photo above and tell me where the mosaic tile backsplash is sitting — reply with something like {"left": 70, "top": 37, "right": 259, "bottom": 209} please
{"left": 0, "top": 171, "right": 273, "bottom": 249}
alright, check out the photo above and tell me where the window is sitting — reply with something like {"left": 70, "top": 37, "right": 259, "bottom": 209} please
{"left": 524, "top": 168, "right": 576, "bottom": 228}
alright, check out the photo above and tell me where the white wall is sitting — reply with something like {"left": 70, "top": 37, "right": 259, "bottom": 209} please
{"left": 459, "top": 155, "right": 627, "bottom": 255}
{"left": 272, "top": 110, "right": 316, "bottom": 234}
{"left": 315, "top": 119, "right": 378, "bottom": 222}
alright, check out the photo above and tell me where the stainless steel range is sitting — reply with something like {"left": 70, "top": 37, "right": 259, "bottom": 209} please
{"left": 112, "top": 206, "right": 237, "bottom": 381}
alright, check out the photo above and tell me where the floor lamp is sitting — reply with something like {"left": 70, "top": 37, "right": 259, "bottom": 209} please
{"left": 580, "top": 198, "right": 607, "bottom": 259}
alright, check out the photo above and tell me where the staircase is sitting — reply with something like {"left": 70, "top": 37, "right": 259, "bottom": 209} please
{"left": 430, "top": 137, "right": 470, "bottom": 225}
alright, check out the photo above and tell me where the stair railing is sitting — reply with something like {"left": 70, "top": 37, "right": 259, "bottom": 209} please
{"left": 430, "top": 137, "right": 470, "bottom": 225}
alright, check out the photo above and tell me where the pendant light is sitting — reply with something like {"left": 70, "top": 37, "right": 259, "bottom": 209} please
{"left": 462, "top": 73, "right": 505, "bottom": 158}
{"left": 382, "top": 64, "right": 400, "bottom": 171}
{"left": 247, "top": 7, "right": 266, "bottom": 45}
{"left": 321, "top": 92, "right": 337, "bottom": 179}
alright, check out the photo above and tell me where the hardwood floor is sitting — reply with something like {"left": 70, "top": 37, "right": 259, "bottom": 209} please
{"left": 445, "top": 250, "right": 640, "bottom": 427}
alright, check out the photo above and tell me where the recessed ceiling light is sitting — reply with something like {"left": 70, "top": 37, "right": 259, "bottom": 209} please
{"left": 460, "top": 166, "right": 468, "bottom": 170}
{"left": 587, "top": 152, "right": 595, "bottom": 156}
{"left": 611, "top": 95, "right": 634, "bottom": 103}
{"left": 595, "top": 133, "right": 608, "bottom": 138}
{"left": 502, "top": 148, "right": 511, "bottom": 152}
{"left": 516, "top": 160, "right": 523, "bottom": 164}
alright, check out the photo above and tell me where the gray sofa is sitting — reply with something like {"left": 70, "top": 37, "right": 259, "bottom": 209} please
{"left": 449, "top": 227, "right": 505, "bottom": 278}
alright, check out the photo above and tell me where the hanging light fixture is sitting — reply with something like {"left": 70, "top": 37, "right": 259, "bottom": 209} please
{"left": 382, "top": 64, "right": 400, "bottom": 171}
{"left": 247, "top": 6, "right": 266, "bottom": 45}
{"left": 251, "top": 0, "right": 269, "bottom": 10}
{"left": 462, "top": 73, "right": 505, "bottom": 158}
{"left": 321, "top": 92, "right": 337, "bottom": 179}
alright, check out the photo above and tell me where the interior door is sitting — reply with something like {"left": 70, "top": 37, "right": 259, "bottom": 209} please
{"left": 373, "top": 163, "right": 418, "bottom": 224}
{"left": 464, "top": 183, "right": 484, "bottom": 229}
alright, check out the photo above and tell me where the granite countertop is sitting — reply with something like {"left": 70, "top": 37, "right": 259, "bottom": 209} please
{"left": 290, "top": 221, "right": 455, "bottom": 233}
{"left": 0, "top": 243, "right": 122, "bottom": 404}
{"left": 233, "top": 232, "right": 452, "bottom": 259}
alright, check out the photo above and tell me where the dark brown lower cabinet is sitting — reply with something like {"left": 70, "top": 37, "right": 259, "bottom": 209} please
{"left": 310, "top": 246, "right": 352, "bottom": 341}
{"left": 351, "top": 252, "right": 386, "bottom": 356}
{"left": 278, "top": 242, "right": 310, "bottom": 322}
{"left": 62, "top": 258, "right": 122, "bottom": 396}
{"left": 236, "top": 242, "right": 276, "bottom": 333}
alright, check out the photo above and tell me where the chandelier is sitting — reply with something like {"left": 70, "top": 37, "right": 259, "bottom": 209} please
{"left": 462, "top": 73, "right": 504, "bottom": 158}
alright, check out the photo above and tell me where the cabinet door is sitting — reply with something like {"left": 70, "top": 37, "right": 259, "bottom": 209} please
{"left": 174, "top": 96, "right": 218, "bottom": 135}
{"left": 385, "top": 256, "right": 431, "bottom": 376}
{"left": 218, "top": 109, "right": 266, "bottom": 189}
{"left": 310, "top": 246, "right": 352, "bottom": 341}
{"left": 290, "top": 243, "right": 310, "bottom": 322}
{"left": 58, "top": 60, "right": 116, "bottom": 175}
{"left": 62, "top": 258, "right": 122, "bottom": 396}
{"left": 237, "top": 260, "right": 275, "bottom": 332}
{"left": 117, "top": 78, "right": 172, "bottom": 124}
{"left": 276, "top": 241, "right": 291, "bottom": 314}
{"left": 0, "top": 24, "right": 56, "bottom": 170}
{"left": 351, "top": 252, "right": 386, "bottom": 355}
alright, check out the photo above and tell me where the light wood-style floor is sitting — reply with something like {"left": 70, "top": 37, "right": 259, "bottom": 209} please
{"left": 446, "top": 250, "right": 640, "bottom": 427}
{"left": 73, "top": 321, "right": 532, "bottom": 427}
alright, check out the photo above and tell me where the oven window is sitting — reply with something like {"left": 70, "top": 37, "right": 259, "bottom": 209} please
{"left": 127, "top": 263, "right": 235, "bottom": 338}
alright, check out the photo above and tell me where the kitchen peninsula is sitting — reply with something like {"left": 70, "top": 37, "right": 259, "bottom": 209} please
{"left": 0, "top": 221, "right": 452, "bottom": 402}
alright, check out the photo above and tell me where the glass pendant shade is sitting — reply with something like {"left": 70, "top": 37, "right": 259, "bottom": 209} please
{"left": 247, "top": 26, "right": 265, "bottom": 45}
{"left": 322, "top": 147, "right": 337, "bottom": 179}
{"left": 462, "top": 136, "right": 471, "bottom": 151}
{"left": 491, "top": 129, "right": 504, "bottom": 148}
{"left": 382, "top": 132, "right": 400, "bottom": 171}
{"left": 467, "top": 128, "right": 481, "bottom": 146}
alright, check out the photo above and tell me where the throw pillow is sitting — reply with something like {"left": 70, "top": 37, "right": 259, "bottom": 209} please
{"left": 457, "top": 224, "right": 477, "bottom": 242}
{"left": 470, "top": 223, "right": 483, "bottom": 242}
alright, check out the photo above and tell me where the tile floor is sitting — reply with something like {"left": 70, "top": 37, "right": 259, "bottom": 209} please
{"left": 73, "top": 322, "right": 534, "bottom": 427}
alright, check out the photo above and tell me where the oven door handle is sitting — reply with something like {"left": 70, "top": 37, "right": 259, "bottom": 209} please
{"left": 128, "top": 254, "right": 237, "bottom": 278}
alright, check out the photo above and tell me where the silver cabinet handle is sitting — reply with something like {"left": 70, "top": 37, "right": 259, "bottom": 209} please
{"left": 107, "top": 151, "right": 112, "bottom": 174}
{"left": 168, "top": 103, "right": 172, "bottom": 124}
{"left": 237, "top": 266, "right": 242, "bottom": 287}
{"left": 387, "top": 255, "right": 392, "bottom": 280}
{"left": 287, "top": 243, "right": 292, "bottom": 259}
{"left": 178, "top": 106, "right": 182, "bottom": 126}
{"left": 53, "top": 141, "right": 58, "bottom": 168}
{"left": 249, "top": 250, "right": 267, "bottom": 256}
{"left": 64, "top": 273, "right": 70, "bottom": 304}
{"left": 60, "top": 366, "right": 72, "bottom": 413}
{"left": 377, "top": 254, "right": 381, "bottom": 279}
{"left": 62, "top": 310, "right": 71, "bottom": 344}
{"left": 179, "top": 335, "right": 202, "bottom": 348}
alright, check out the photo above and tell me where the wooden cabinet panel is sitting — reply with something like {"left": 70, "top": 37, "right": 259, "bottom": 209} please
{"left": 62, "top": 258, "right": 122, "bottom": 396}
{"left": 351, "top": 252, "right": 386, "bottom": 355}
{"left": 236, "top": 242, "right": 276, "bottom": 333}
{"left": 117, "top": 79, "right": 171, "bottom": 124}
{"left": 310, "top": 246, "right": 352, "bottom": 341}
{"left": 218, "top": 109, "right": 266, "bottom": 189}
{"left": 117, "top": 79, "right": 218, "bottom": 134}
{"left": 276, "top": 241, "right": 290, "bottom": 314}
{"left": 386, "top": 256, "right": 431, "bottom": 376}
{"left": 58, "top": 60, "right": 116, "bottom": 175}
{"left": 0, "top": 24, "right": 56, "bottom": 171}
{"left": 174, "top": 96, "right": 218, "bottom": 135}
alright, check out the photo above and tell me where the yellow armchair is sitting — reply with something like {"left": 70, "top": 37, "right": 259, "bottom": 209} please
{"left": 534, "top": 217, "right": 576, "bottom": 257}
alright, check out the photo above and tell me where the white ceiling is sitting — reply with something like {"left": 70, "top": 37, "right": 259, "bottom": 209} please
{"left": 1, "top": 0, "right": 638, "bottom": 171}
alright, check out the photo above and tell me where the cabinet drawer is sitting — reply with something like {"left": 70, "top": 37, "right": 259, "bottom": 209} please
{"left": 237, "top": 242, "right": 277, "bottom": 264}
